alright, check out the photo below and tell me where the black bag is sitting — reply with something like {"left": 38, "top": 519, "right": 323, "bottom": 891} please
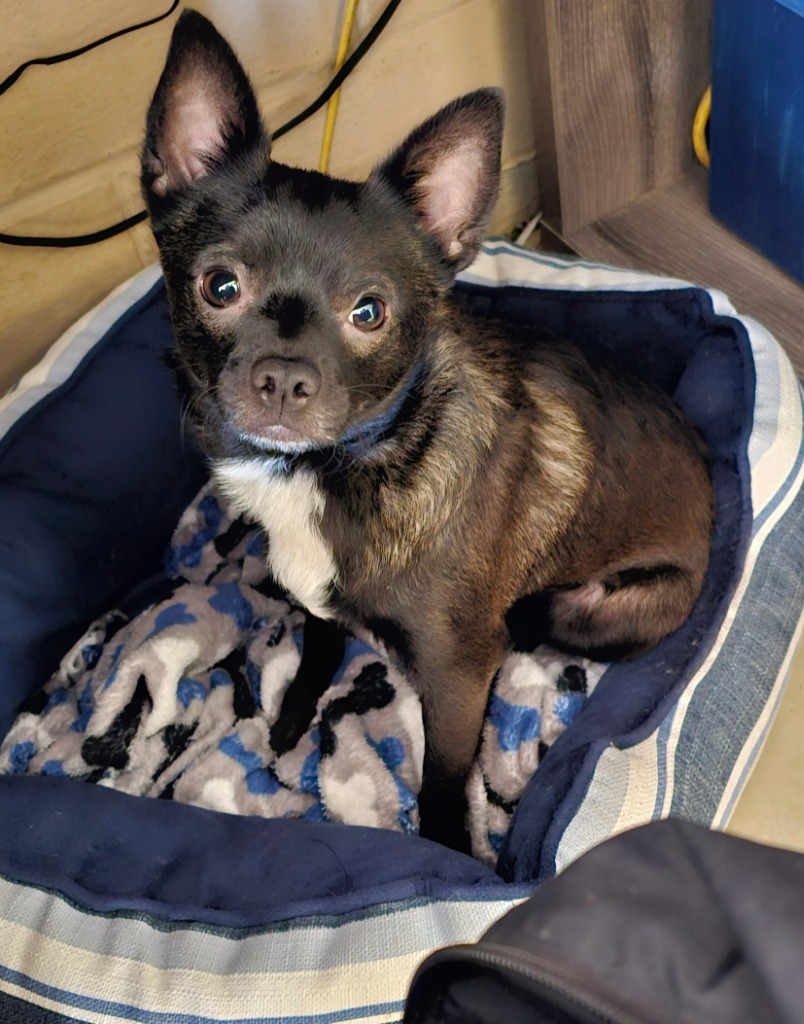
{"left": 404, "top": 819, "right": 804, "bottom": 1023}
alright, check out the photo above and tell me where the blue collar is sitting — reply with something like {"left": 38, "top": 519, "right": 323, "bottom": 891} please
{"left": 337, "top": 357, "right": 428, "bottom": 458}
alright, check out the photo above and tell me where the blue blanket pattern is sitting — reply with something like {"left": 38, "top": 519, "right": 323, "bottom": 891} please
{"left": 0, "top": 483, "right": 604, "bottom": 865}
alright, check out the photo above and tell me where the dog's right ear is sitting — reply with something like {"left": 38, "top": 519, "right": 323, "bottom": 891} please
{"left": 142, "top": 10, "right": 267, "bottom": 199}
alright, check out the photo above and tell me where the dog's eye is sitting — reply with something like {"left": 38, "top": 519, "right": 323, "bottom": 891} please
{"left": 201, "top": 270, "right": 241, "bottom": 307}
{"left": 349, "top": 296, "right": 386, "bottom": 331}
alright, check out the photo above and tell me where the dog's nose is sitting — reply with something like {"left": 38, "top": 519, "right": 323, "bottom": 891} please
{"left": 250, "top": 357, "right": 321, "bottom": 407}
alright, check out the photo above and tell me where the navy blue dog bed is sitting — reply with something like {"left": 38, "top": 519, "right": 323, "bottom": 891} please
{"left": 0, "top": 243, "right": 801, "bottom": 1023}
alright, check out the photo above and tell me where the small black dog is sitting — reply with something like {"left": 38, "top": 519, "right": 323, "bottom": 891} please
{"left": 142, "top": 11, "right": 713, "bottom": 849}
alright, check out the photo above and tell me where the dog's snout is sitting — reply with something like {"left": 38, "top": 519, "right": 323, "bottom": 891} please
{"left": 250, "top": 357, "right": 321, "bottom": 407}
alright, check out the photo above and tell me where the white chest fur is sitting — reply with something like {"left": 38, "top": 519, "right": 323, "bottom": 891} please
{"left": 214, "top": 459, "right": 338, "bottom": 619}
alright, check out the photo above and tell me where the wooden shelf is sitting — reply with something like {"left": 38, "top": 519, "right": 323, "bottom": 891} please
{"left": 523, "top": 1, "right": 803, "bottom": 378}
{"left": 565, "top": 166, "right": 804, "bottom": 378}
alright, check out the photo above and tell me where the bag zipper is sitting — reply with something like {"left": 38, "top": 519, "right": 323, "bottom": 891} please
{"left": 458, "top": 941, "right": 657, "bottom": 1024}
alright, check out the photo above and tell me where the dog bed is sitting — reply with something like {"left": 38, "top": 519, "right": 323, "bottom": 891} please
{"left": 0, "top": 242, "right": 801, "bottom": 1023}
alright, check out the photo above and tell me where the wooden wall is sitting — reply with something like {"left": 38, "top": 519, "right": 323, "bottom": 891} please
{"left": 525, "top": 0, "right": 712, "bottom": 235}
{"left": 0, "top": 0, "right": 540, "bottom": 391}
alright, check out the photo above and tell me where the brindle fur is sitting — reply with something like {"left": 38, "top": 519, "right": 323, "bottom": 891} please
{"left": 142, "top": 11, "right": 713, "bottom": 849}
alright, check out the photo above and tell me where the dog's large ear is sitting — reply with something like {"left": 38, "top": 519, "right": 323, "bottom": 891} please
{"left": 142, "top": 9, "right": 267, "bottom": 198}
{"left": 371, "top": 90, "right": 504, "bottom": 272}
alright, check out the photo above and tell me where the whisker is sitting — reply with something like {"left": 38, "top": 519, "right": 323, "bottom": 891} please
{"left": 180, "top": 382, "right": 223, "bottom": 456}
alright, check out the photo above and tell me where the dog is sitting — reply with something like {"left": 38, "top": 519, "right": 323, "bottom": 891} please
{"left": 141, "top": 10, "right": 713, "bottom": 850}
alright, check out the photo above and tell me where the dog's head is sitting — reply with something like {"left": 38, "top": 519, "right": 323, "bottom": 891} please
{"left": 141, "top": 10, "right": 503, "bottom": 461}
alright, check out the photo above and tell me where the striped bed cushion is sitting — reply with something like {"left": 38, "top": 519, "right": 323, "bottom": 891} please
{"left": 0, "top": 242, "right": 800, "bottom": 1023}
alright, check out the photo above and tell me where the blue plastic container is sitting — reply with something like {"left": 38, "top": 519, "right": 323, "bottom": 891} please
{"left": 710, "top": 0, "right": 804, "bottom": 283}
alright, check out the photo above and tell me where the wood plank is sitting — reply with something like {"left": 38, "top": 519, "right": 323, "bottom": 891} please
{"left": 567, "top": 166, "right": 804, "bottom": 377}
{"left": 525, "top": 0, "right": 712, "bottom": 234}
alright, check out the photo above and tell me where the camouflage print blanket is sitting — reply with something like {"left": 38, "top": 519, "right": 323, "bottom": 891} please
{"left": 0, "top": 483, "right": 604, "bottom": 866}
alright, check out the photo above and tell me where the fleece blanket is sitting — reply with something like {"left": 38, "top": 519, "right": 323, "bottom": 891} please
{"left": 0, "top": 483, "right": 604, "bottom": 865}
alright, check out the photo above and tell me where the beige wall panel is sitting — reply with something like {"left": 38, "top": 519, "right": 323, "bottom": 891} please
{"left": 0, "top": 1, "right": 340, "bottom": 206}
{"left": 2, "top": 1, "right": 170, "bottom": 65}
{"left": 1, "top": 186, "right": 156, "bottom": 389}
{"left": 321, "top": 0, "right": 535, "bottom": 178}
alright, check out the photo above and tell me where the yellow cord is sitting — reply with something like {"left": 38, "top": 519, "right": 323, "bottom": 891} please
{"left": 693, "top": 85, "right": 711, "bottom": 169}
{"left": 319, "top": 0, "right": 360, "bottom": 174}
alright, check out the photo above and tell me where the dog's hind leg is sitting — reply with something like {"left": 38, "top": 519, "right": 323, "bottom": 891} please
{"left": 269, "top": 614, "right": 346, "bottom": 755}
{"left": 547, "top": 561, "right": 705, "bottom": 661}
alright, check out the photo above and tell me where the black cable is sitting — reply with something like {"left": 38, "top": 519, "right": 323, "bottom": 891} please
{"left": 0, "top": 211, "right": 149, "bottom": 250}
{"left": 0, "top": 1, "right": 182, "bottom": 97}
{"left": 0, "top": 0, "right": 403, "bottom": 248}
{"left": 272, "top": 0, "right": 402, "bottom": 140}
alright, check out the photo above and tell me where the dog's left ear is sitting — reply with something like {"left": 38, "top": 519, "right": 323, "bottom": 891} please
{"left": 371, "top": 89, "right": 504, "bottom": 272}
